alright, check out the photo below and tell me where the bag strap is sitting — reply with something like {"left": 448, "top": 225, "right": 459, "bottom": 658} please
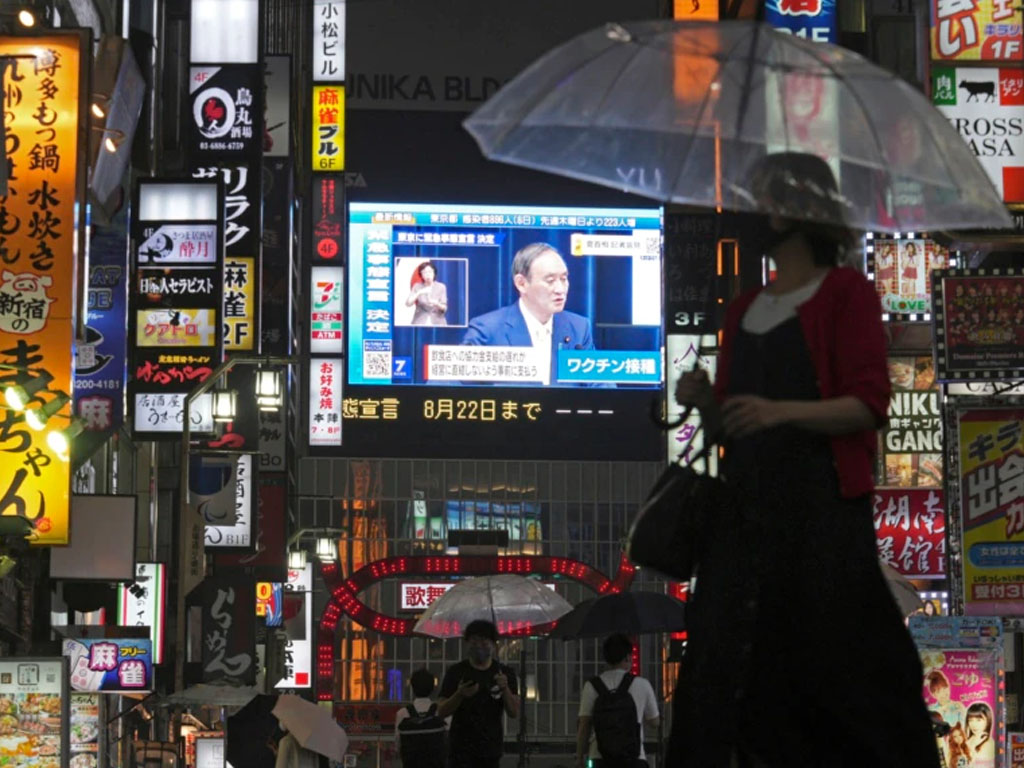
{"left": 590, "top": 675, "right": 610, "bottom": 697}
{"left": 426, "top": 703, "right": 437, "bottom": 717}
{"left": 615, "top": 673, "right": 635, "bottom": 694}
{"left": 407, "top": 704, "right": 417, "bottom": 717}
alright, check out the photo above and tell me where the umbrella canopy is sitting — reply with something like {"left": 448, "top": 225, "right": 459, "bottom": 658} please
{"left": 465, "top": 20, "right": 1011, "bottom": 233}
{"left": 272, "top": 695, "right": 349, "bottom": 763}
{"left": 413, "top": 574, "right": 573, "bottom": 638}
{"left": 881, "top": 562, "right": 924, "bottom": 617}
{"left": 550, "top": 591, "right": 686, "bottom": 640}
{"left": 226, "top": 694, "right": 279, "bottom": 768}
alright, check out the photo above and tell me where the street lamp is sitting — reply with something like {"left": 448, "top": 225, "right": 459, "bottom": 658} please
{"left": 255, "top": 369, "right": 282, "bottom": 410}
{"left": 5, "top": 371, "right": 54, "bottom": 411}
{"left": 25, "top": 391, "right": 70, "bottom": 431}
{"left": 287, "top": 550, "right": 307, "bottom": 570}
{"left": 212, "top": 388, "right": 237, "bottom": 422}
{"left": 315, "top": 537, "right": 337, "bottom": 562}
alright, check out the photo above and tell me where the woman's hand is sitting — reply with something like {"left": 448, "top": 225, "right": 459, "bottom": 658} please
{"left": 721, "top": 395, "right": 786, "bottom": 437}
{"left": 674, "top": 369, "right": 714, "bottom": 410}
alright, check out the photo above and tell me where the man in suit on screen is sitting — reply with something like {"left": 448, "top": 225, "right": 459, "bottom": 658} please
{"left": 461, "top": 242, "right": 594, "bottom": 385}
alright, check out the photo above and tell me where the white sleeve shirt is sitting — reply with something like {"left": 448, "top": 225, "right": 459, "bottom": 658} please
{"left": 578, "top": 670, "right": 659, "bottom": 760}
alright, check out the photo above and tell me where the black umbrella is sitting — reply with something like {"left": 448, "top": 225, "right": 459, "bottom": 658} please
{"left": 226, "top": 694, "right": 279, "bottom": 768}
{"left": 549, "top": 591, "right": 685, "bottom": 640}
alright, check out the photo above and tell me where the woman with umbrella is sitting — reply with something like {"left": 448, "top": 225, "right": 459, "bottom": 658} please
{"left": 673, "top": 152, "right": 939, "bottom": 768}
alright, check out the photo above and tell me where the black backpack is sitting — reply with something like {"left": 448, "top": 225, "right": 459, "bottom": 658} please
{"left": 397, "top": 703, "right": 446, "bottom": 768}
{"left": 590, "top": 674, "right": 641, "bottom": 763}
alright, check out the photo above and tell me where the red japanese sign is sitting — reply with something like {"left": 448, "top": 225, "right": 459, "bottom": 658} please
{"left": 399, "top": 582, "right": 453, "bottom": 610}
{"left": 873, "top": 488, "right": 947, "bottom": 578}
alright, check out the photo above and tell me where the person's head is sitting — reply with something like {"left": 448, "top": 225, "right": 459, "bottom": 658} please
{"left": 511, "top": 243, "right": 569, "bottom": 323}
{"left": 463, "top": 620, "right": 498, "bottom": 666}
{"left": 926, "top": 670, "right": 951, "bottom": 702}
{"left": 966, "top": 702, "right": 992, "bottom": 740}
{"left": 410, "top": 668, "right": 436, "bottom": 698}
{"left": 416, "top": 260, "right": 437, "bottom": 284}
{"left": 906, "top": 242, "right": 917, "bottom": 259}
{"left": 748, "top": 151, "right": 851, "bottom": 266}
{"left": 923, "top": 600, "right": 937, "bottom": 616}
{"left": 603, "top": 633, "right": 633, "bottom": 668}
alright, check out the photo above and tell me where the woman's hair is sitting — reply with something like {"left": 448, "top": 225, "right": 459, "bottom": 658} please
{"left": 416, "top": 260, "right": 437, "bottom": 278}
{"left": 749, "top": 151, "right": 853, "bottom": 267}
{"left": 926, "top": 669, "right": 950, "bottom": 695}
{"left": 966, "top": 702, "right": 993, "bottom": 747}
{"left": 947, "top": 724, "right": 972, "bottom": 766}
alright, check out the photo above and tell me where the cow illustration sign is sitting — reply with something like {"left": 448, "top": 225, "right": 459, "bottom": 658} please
{"left": 933, "top": 66, "right": 1024, "bottom": 202}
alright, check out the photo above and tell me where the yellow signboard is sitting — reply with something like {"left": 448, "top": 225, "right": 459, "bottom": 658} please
{"left": 958, "top": 407, "right": 1024, "bottom": 615}
{"left": 135, "top": 309, "right": 218, "bottom": 348}
{"left": 313, "top": 85, "right": 344, "bottom": 171}
{"left": 0, "top": 34, "right": 84, "bottom": 546}
{"left": 224, "top": 256, "right": 255, "bottom": 351}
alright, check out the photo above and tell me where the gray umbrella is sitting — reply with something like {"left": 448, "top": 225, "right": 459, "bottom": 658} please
{"left": 464, "top": 20, "right": 1011, "bottom": 233}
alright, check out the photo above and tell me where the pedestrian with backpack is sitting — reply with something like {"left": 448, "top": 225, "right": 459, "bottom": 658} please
{"left": 576, "top": 634, "right": 660, "bottom": 768}
{"left": 395, "top": 668, "right": 448, "bottom": 768}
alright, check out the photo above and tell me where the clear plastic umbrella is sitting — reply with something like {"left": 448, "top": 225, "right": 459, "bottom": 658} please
{"left": 413, "top": 574, "right": 572, "bottom": 638}
{"left": 464, "top": 20, "right": 1012, "bottom": 233}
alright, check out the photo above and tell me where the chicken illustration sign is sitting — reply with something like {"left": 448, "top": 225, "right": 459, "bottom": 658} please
{"left": 0, "top": 33, "right": 86, "bottom": 546}
{"left": 188, "top": 65, "right": 261, "bottom": 157}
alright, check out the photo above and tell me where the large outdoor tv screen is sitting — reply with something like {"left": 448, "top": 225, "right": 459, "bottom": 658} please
{"left": 347, "top": 202, "right": 663, "bottom": 389}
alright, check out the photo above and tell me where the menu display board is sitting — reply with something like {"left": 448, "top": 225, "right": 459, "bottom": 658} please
{"left": 69, "top": 693, "right": 100, "bottom": 768}
{"left": 0, "top": 657, "right": 68, "bottom": 767}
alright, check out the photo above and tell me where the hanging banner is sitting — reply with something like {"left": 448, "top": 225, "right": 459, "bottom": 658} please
{"left": 933, "top": 67, "right": 1024, "bottom": 202}
{"left": 873, "top": 488, "right": 946, "bottom": 578}
{"left": 76, "top": 225, "right": 128, "bottom": 433}
{"left": 764, "top": 0, "right": 838, "bottom": 43}
{"left": 0, "top": 657, "right": 68, "bottom": 767}
{"left": 312, "top": 85, "right": 345, "bottom": 171}
{"left": 930, "top": 0, "right": 1023, "bottom": 60}
{"left": 955, "top": 406, "right": 1024, "bottom": 615}
{"left": 880, "top": 355, "right": 943, "bottom": 488}
{"left": 869, "top": 237, "right": 950, "bottom": 317}
{"left": 933, "top": 269, "right": 1024, "bottom": 381}
{"left": 201, "top": 577, "right": 256, "bottom": 685}
{"left": 313, "top": 1, "right": 346, "bottom": 82}
{"left": 62, "top": 637, "right": 153, "bottom": 693}
{"left": 0, "top": 34, "right": 85, "bottom": 546}
{"left": 117, "top": 562, "right": 167, "bottom": 665}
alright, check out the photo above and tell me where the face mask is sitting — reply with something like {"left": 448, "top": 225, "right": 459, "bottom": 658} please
{"left": 469, "top": 646, "right": 491, "bottom": 665}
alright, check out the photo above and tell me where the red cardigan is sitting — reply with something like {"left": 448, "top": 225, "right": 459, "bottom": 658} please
{"left": 713, "top": 267, "right": 891, "bottom": 499}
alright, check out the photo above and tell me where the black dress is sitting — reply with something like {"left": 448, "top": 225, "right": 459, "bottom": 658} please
{"left": 668, "top": 317, "right": 940, "bottom": 768}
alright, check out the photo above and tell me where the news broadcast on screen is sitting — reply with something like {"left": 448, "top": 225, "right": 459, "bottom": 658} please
{"left": 347, "top": 202, "right": 664, "bottom": 389}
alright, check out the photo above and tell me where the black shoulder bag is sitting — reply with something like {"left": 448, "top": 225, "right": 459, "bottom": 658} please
{"left": 626, "top": 392, "right": 732, "bottom": 582}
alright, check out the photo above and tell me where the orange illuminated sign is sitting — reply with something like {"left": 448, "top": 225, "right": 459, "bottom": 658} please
{"left": 0, "top": 34, "right": 85, "bottom": 545}
{"left": 674, "top": 0, "right": 719, "bottom": 20}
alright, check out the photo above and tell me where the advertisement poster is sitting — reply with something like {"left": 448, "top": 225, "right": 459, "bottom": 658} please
{"left": 934, "top": 270, "right": 1024, "bottom": 380}
{"left": 933, "top": 67, "right": 1024, "bottom": 202}
{"left": 873, "top": 488, "right": 946, "bottom": 578}
{"left": 1011, "top": 731, "right": 1024, "bottom": 768}
{"left": 921, "top": 649, "right": 1000, "bottom": 768}
{"left": 62, "top": 638, "right": 153, "bottom": 693}
{"left": 871, "top": 238, "right": 950, "bottom": 316}
{"left": 663, "top": 214, "right": 720, "bottom": 335}
{"left": 956, "top": 407, "right": 1024, "bottom": 615}
{"left": 665, "top": 334, "right": 718, "bottom": 472}
{"left": 931, "top": 0, "right": 1023, "bottom": 60}
{"left": 881, "top": 355, "right": 943, "bottom": 487}
{"left": 0, "top": 34, "right": 85, "bottom": 546}
{"left": 0, "top": 658, "right": 67, "bottom": 767}
{"left": 69, "top": 693, "right": 101, "bottom": 768}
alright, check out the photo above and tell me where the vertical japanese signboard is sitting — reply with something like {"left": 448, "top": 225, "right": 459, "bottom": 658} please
{"left": 117, "top": 562, "right": 167, "bottom": 664}
{"left": 312, "top": 85, "right": 345, "bottom": 171}
{"left": 933, "top": 67, "right": 1024, "bottom": 202}
{"left": 311, "top": 267, "right": 344, "bottom": 353}
{"left": 0, "top": 35, "right": 85, "bottom": 546}
{"left": 202, "top": 453, "right": 255, "bottom": 550}
{"left": 275, "top": 564, "right": 312, "bottom": 689}
{"left": 0, "top": 657, "right": 68, "bottom": 767}
{"left": 309, "top": 359, "right": 342, "bottom": 446}
{"left": 953, "top": 406, "right": 1024, "bottom": 615}
{"left": 130, "top": 180, "right": 221, "bottom": 439}
{"left": 880, "top": 355, "right": 943, "bottom": 488}
{"left": 201, "top": 577, "right": 256, "bottom": 685}
{"left": 187, "top": 64, "right": 262, "bottom": 352}
{"left": 313, "top": 1, "right": 346, "bottom": 81}
{"left": 931, "top": 0, "right": 1023, "bottom": 60}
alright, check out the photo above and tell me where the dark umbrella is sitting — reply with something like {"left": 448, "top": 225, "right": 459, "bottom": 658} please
{"left": 549, "top": 591, "right": 685, "bottom": 640}
{"left": 226, "top": 694, "right": 279, "bottom": 768}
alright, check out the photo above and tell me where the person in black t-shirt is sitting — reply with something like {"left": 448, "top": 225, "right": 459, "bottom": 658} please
{"left": 437, "top": 620, "right": 520, "bottom": 768}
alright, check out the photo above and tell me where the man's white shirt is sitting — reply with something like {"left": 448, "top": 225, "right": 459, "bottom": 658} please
{"left": 519, "top": 299, "right": 552, "bottom": 385}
